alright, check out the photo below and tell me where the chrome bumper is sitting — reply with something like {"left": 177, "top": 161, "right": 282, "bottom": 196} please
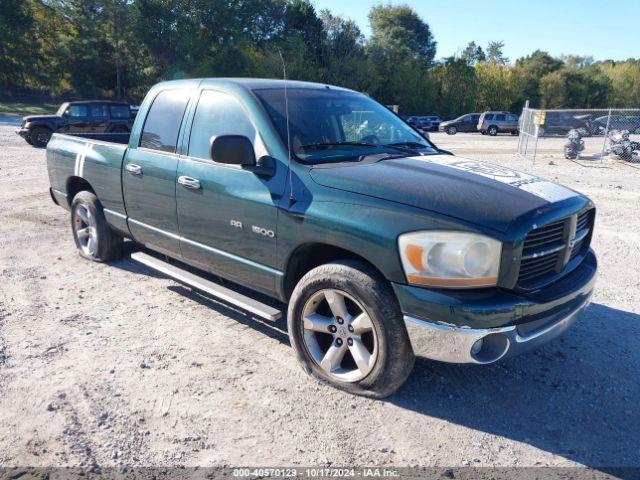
{"left": 404, "top": 295, "right": 591, "bottom": 364}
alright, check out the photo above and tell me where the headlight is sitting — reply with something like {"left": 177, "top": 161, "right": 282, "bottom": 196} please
{"left": 398, "top": 231, "right": 502, "bottom": 288}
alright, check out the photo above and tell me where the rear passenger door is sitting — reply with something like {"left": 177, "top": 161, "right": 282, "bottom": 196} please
{"left": 123, "top": 89, "right": 191, "bottom": 256}
{"left": 89, "top": 103, "right": 110, "bottom": 132}
{"left": 176, "top": 89, "right": 283, "bottom": 294}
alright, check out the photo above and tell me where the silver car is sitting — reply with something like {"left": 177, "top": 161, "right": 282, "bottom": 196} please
{"left": 478, "top": 111, "right": 519, "bottom": 136}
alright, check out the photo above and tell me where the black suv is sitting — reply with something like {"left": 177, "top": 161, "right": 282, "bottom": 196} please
{"left": 16, "top": 101, "right": 134, "bottom": 148}
{"left": 538, "top": 112, "right": 595, "bottom": 137}
{"left": 439, "top": 113, "right": 481, "bottom": 135}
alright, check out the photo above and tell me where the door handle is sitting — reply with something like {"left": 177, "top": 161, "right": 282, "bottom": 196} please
{"left": 125, "top": 163, "right": 143, "bottom": 175}
{"left": 177, "top": 176, "right": 201, "bottom": 190}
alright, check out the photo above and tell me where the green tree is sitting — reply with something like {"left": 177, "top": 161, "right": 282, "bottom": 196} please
{"left": 461, "top": 41, "right": 485, "bottom": 65}
{"left": 486, "top": 41, "right": 508, "bottom": 65}
{"left": 368, "top": 4, "right": 436, "bottom": 67}
{"left": 515, "top": 50, "right": 563, "bottom": 106}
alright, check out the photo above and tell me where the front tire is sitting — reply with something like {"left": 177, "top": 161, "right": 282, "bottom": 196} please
{"left": 287, "top": 260, "right": 414, "bottom": 398}
{"left": 71, "top": 191, "right": 123, "bottom": 262}
{"left": 446, "top": 126, "right": 457, "bottom": 135}
{"left": 31, "top": 127, "right": 52, "bottom": 148}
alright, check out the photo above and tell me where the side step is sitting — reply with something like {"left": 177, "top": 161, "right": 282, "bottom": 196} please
{"left": 130, "top": 251, "right": 282, "bottom": 321}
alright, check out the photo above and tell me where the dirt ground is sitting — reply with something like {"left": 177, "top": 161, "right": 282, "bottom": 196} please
{"left": 1, "top": 121, "right": 639, "bottom": 470}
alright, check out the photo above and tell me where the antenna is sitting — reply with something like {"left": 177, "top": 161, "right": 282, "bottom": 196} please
{"left": 278, "top": 48, "right": 295, "bottom": 204}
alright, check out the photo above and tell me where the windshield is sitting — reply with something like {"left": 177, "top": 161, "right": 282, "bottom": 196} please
{"left": 253, "top": 87, "right": 436, "bottom": 164}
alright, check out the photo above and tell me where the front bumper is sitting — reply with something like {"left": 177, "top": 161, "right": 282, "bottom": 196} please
{"left": 15, "top": 128, "right": 30, "bottom": 139}
{"left": 395, "top": 250, "right": 597, "bottom": 364}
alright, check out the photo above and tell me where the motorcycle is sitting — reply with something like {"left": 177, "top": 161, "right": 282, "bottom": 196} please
{"left": 606, "top": 129, "right": 640, "bottom": 160}
{"left": 564, "top": 129, "right": 585, "bottom": 159}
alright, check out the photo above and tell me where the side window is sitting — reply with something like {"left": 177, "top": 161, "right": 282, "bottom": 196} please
{"left": 496, "top": 114, "right": 506, "bottom": 121}
{"left": 484, "top": 114, "right": 494, "bottom": 121}
{"left": 68, "top": 105, "right": 88, "bottom": 117}
{"left": 110, "top": 105, "right": 130, "bottom": 118}
{"left": 188, "top": 90, "right": 257, "bottom": 160}
{"left": 140, "top": 90, "right": 190, "bottom": 153}
{"left": 507, "top": 114, "right": 518, "bottom": 122}
{"left": 472, "top": 115, "right": 480, "bottom": 123}
{"left": 90, "top": 104, "right": 109, "bottom": 119}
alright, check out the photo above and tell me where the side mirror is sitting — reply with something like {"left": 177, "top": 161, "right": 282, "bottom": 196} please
{"left": 210, "top": 135, "right": 275, "bottom": 177}
{"left": 210, "top": 135, "right": 256, "bottom": 166}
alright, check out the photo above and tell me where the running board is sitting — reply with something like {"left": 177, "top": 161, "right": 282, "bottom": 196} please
{"left": 130, "top": 251, "right": 282, "bottom": 321}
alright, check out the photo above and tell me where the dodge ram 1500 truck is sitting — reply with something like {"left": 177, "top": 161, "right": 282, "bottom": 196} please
{"left": 46, "top": 78, "right": 597, "bottom": 397}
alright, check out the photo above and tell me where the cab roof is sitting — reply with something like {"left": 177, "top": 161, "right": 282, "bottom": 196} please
{"left": 155, "top": 77, "right": 354, "bottom": 93}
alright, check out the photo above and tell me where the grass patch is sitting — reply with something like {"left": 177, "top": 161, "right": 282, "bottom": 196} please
{"left": 0, "top": 101, "right": 58, "bottom": 117}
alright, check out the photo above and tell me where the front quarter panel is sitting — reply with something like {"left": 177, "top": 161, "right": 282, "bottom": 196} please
{"left": 276, "top": 186, "right": 501, "bottom": 293}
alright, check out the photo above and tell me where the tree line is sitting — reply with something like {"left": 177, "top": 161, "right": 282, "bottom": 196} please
{"left": 1, "top": 0, "right": 639, "bottom": 116}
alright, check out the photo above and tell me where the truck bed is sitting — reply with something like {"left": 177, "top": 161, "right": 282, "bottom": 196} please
{"left": 46, "top": 132, "right": 130, "bottom": 235}
{"left": 57, "top": 131, "right": 131, "bottom": 144}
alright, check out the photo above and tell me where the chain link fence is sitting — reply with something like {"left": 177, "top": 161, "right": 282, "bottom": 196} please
{"left": 517, "top": 105, "right": 640, "bottom": 165}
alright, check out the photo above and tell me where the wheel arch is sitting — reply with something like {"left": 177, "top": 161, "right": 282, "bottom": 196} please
{"left": 66, "top": 176, "right": 96, "bottom": 207}
{"left": 282, "top": 242, "right": 388, "bottom": 301}
{"left": 29, "top": 123, "right": 54, "bottom": 132}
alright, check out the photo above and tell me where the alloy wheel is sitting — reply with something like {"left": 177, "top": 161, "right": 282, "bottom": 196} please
{"left": 73, "top": 203, "right": 98, "bottom": 256}
{"left": 301, "top": 289, "right": 378, "bottom": 382}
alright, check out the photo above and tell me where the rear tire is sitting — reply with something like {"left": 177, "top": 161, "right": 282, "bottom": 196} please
{"left": 446, "top": 126, "right": 457, "bottom": 135}
{"left": 31, "top": 127, "right": 52, "bottom": 148}
{"left": 488, "top": 126, "right": 498, "bottom": 136}
{"left": 71, "top": 191, "right": 123, "bottom": 262}
{"left": 287, "top": 260, "right": 415, "bottom": 398}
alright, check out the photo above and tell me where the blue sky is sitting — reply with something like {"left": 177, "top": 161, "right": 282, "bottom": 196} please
{"left": 312, "top": 0, "right": 638, "bottom": 62}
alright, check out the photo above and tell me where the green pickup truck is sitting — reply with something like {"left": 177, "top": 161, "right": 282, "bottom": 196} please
{"left": 46, "top": 78, "right": 597, "bottom": 397}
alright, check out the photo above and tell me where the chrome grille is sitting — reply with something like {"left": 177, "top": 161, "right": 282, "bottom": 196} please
{"left": 518, "top": 209, "right": 594, "bottom": 288}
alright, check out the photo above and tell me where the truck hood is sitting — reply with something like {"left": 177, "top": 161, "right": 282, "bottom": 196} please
{"left": 309, "top": 154, "right": 580, "bottom": 232}
{"left": 23, "top": 114, "right": 60, "bottom": 123}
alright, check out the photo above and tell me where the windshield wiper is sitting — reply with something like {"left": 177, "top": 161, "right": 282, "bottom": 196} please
{"left": 299, "top": 141, "right": 378, "bottom": 150}
{"left": 384, "top": 141, "right": 429, "bottom": 149}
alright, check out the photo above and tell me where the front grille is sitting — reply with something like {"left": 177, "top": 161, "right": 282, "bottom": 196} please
{"left": 517, "top": 209, "right": 594, "bottom": 289}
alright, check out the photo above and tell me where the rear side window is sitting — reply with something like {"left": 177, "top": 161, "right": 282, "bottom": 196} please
{"left": 188, "top": 90, "right": 257, "bottom": 160}
{"left": 484, "top": 113, "right": 494, "bottom": 121}
{"left": 90, "top": 104, "right": 109, "bottom": 118}
{"left": 140, "top": 90, "right": 190, "bottom": 153}
{"left": 110, "top": 105, "right": 130, "bottom": 118}
{"left": 68, "top": 105, "right": 88, "bottom": 117}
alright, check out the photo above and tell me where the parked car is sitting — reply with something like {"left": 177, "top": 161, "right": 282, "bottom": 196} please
{"left": 591, "top": 115, "right": 640, "bottom": 135}
{"left": 16, "top": 100, "right": 134, "bottom": 148}
{"left": 439, "top": 113, "right": 481, "bottom": 135}
{"left": 538, "top": 112, "right": 595, "bottom": 137}
{"left": 46, "top": 78, "right": 597, "bottom": 398}
{"left": 477, "top": 111, "right": 519, "bottom": 135}
{"left": 406, "top": 115, "right": 442, "bottom": 132}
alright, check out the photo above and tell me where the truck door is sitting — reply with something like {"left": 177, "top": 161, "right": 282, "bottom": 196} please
{"left": 63, "top": 104, "right": 91, "bottom": 133}
{"left": 89, "top": 103, "right": 110, "bottom": 132}
{"left": 176, "top": 89, "right": 284, "bottom": 294}
{"left": 123, "top": 89, "right": 191, "bottom": 256}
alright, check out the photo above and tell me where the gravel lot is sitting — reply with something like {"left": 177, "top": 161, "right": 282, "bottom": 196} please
{"left": 1, "top": 120, "right": 639, "bottom": 470}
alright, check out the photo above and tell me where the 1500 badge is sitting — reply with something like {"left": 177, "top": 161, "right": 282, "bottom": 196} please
{"left": 252, "top": 225, "right": 275, "bottom": 238}
{"left": 230, "top": 220, "right": 275, "bottom": 238}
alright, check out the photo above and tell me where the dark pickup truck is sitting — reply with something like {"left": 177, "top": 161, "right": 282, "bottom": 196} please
{"left": 16, "top": 100, "right": 133, "bottom": 148}
{"left": 46, "top": 78, "right": 597, "bottom": 397}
